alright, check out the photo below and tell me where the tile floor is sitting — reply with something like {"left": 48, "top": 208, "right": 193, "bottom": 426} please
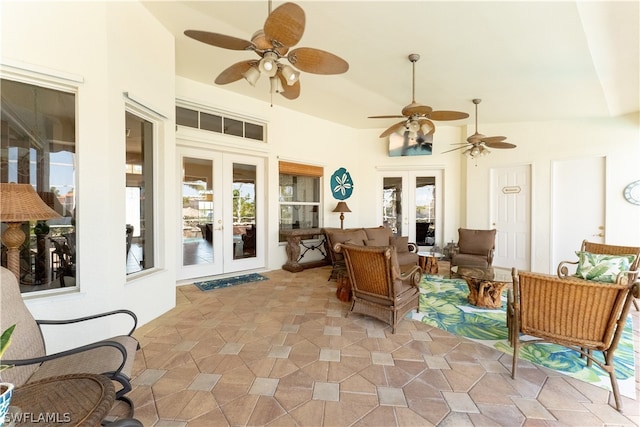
{"left": 110, "top": 264, "right": 640, "bottom": 426}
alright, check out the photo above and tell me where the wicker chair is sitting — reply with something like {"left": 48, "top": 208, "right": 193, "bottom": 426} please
{"left": 507, "top": 268, "right": 639, "bottom": 411}
{"left": 0, "top": 266, "right": 139, "bottom": 412}
{"left": 557, "top": 240, "right": 640, "bottom": 310}
{"left": 335, "top": 243, "right": 423, "bottom": 333}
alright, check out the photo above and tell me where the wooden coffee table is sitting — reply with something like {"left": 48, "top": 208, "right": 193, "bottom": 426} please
{"left": 451, "top": 265, "right": 512, "bottom": 308}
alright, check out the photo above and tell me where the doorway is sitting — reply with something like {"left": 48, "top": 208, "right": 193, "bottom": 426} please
{"left": 377, "top": 169, "right": 443, "bottom": 249}
{"left": 490, "top": 164, "right": 531, "bottom": 270}
{"left": 177, "top": 147, "right": 265, "bottom": 281}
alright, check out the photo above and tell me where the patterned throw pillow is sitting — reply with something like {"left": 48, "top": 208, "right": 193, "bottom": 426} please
{"left": 574, "top": 251, "right": 637, "bottom": 283}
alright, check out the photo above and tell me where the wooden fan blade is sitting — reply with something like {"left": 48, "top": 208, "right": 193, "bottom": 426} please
{"left": 428, "top": 110, "right": 470, "bottom": 121}
{"left": 481, "top": 136, "right": 507, "bottom": 143}
{"left": 264, "top": 2, "right": 305, "bottom": 48}
{"left": 441, "top": 145, "right": 471, "bottom": 154}
{"left": 484, "top": 141, "right": 516, "bottom": 149}
{"left": 277, "top": 72, "right": 301, "bottom": 99}
{"left": 184, "top": 30, "right": 254, "bottom": 51}
{"left": 368, "top": 115, "right": 406, "bottom": 119}
{"left": 379, "top": 121, "right": 407, "bottom": 138}
{"left": 214, "top": 61, "right": 256, "bottom": 85}
{"left": 288, "top": 48, "right": 349, "bottom": 74}
{"left": 402, "top": 102, "right": 432, "bottom": 117}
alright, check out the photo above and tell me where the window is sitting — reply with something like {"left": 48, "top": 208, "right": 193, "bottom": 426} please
{"left": 278, "top": 161, "right": 322, "bottom": 242}
{"left": 0, "top": 78, "right": 77, "bottom": 293}
{"left": 175, "top": 105, "right": 265, "bottom": 142}
{"left": 125, "top": 110, "right": 155, "bottom": 274}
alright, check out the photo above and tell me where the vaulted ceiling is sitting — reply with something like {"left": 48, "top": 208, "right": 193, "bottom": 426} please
{"left": 143, "top": 1, "right": 639, "bottom": 130}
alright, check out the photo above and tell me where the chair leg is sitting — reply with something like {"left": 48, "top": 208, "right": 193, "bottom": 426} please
{"left": 633, "top": 298, "right": 639, "bottom": 311}
{"left": 511, "top": 340, "right": 520, "bottom": 379}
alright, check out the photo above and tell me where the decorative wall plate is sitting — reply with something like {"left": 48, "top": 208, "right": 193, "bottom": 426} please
{"left": 331, "top": 167, "right": 353, "bottom": 200}
{"left": 623, "top": 180, "right": 640, "bottom": 206}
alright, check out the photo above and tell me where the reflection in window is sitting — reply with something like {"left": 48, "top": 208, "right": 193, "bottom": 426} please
{"left": 1, "top": 78, "right": 76, "bottom": 292}
{"left": 278, "top": 162, "right": 322, "bottom": 242}
{"left": 125, "top": 111, "right": 154, "bottom": 274}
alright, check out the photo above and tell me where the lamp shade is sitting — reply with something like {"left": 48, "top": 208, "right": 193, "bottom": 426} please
{"left": 332, "top": 201, "right": 351, "bottom": 213}
{"left": 0, "top": 183, "right": 61, "bottom": 222}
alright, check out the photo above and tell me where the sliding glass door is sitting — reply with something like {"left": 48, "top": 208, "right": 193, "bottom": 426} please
{"left": 177, "top": 147, "right": 264, "bottom": 280}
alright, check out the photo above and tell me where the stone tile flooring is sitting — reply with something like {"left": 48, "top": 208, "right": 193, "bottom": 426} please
{"left": 109, "top": 265, "right": 640, "bottom": 426}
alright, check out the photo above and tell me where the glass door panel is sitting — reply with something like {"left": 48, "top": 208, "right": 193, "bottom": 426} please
{"left": 414, "top": 176, "right": 436, "bottom": 246}
{"left": 182, "top": 157, "right": 214, "bottom": 267}
{"left": 382, "top": 177, "right": 403, "bottom": 236}
{"left": 232, "top": 163, "right": 256, "bottom": 260}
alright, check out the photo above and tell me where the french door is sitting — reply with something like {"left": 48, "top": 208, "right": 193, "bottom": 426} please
{"left": 177, "top": 147, "right": 265, "bottom": 281}
{"left": 377, "top": 169, "right": 443, "bottom": 249}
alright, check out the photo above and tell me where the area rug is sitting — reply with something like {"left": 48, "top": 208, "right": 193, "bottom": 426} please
{"left": 411, "top": 274, "right": 636, "bottom": 399}
{"left": 194, "top": 273, "right": 268, "bottom": 291}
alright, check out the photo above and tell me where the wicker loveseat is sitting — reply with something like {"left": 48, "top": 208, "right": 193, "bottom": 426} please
{"left": 323, "top": 226, "right": 419, "bottom": 280}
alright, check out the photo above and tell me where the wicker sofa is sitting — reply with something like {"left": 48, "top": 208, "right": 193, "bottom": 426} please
{"left": 323, "top": 226, "right": 419, "bottom": 279}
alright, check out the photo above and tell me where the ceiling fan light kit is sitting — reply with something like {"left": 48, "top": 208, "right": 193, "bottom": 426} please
{"left": 442, "top": 98, "right": 516, "bottom": 163}
{"left": 184, "top": 1, "right": 348, "bottom": 100}
{"left": 369, "top": 54, "right": 469, "bottom": 140}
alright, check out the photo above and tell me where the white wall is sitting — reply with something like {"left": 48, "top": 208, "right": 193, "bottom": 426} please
{"left": 464, "top": 114, "right": 640, "bottom": 273}
{"left": 1, "top": 1, "right": 177, "bottom": 352}
{"left": 175, "top": 76, "right": 467, "bottom": 271}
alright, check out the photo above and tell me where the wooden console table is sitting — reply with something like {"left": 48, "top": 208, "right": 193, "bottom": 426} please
{"left": 281, "top": 228, "right": 331, "bottom": 272}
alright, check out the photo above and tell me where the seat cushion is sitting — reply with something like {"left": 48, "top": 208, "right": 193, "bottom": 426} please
{"left": 452, "top": 253, "right": 489, "bottom": 268}
{"left": 30, "top": 335, "right": 139, "bottom": 382}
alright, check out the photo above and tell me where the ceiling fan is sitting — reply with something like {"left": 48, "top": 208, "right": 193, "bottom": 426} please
{"left": 184, "top": 1, "right": 349, "bottom": 100}
{"left": 368, "top": 54, "right": 469, "bottom": 140}
{"left": 442, "top": 99, "right": 516, "bottom": 158}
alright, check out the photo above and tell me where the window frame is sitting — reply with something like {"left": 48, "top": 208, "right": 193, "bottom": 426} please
{"left": 278, "top": 161, "right": 323, "bottom": 243}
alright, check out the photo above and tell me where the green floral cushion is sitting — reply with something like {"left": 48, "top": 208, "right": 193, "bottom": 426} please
{"left": 574, "top": 251, "right": 637, "bottom": 283}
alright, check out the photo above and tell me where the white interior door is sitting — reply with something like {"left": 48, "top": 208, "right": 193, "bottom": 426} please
{"left": 177, "top": 147, "right": 264, "bottom": 281}
{"left": 490, "top": 165, "right": 531, "bottom": 270}
{"left": 551, "top": 156, "right": 605, "bottom": 273}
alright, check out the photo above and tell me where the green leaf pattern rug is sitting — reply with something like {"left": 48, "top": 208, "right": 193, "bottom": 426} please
{"left": 410, "top": 274, "right": 636, "bottom": 399}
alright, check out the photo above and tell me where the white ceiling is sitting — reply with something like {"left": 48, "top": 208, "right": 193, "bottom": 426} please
{"left": 142, "top": 1, "right": 639, "bottom": 130}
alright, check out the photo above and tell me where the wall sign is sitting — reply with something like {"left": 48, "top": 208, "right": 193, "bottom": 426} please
{"left": 331, "top": 167, "right": 353, "bottom": 200}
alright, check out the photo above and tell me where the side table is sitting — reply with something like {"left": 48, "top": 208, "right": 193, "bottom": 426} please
{"left": 418, "top": 252, "right": 444, "bottom": 274}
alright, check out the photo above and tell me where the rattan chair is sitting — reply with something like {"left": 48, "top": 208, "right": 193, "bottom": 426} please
{"left": 507, "top": 268, "right": 639, "bottom": 411}
{"left": 557, "top": 240, "right": 640, "bottom": 310}
{"left": 335, "top": 243, "right": 423, "bottom": 333}
{"left": 0, "top": 266, "right": 139, "bottom": 412}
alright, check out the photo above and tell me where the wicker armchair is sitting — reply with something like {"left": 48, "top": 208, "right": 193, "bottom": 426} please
{"left": 0, "top": 266, "right": 139, "bottom": 413}
{"left": 557, "top": 240, "right": 640, "bottom": 310}
{"left": 335, "top": 243, "right": 423, "bottom": 333}
{"left": 507, "top": 269, "right": 639, "bottom": 411}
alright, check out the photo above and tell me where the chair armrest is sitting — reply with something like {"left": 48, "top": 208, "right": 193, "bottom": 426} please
{"left": 557, "top": 260, "right": 578, "bottom": 278}
{"left": 632, "top": 282, "right": 640, "bottom": 299}
{"left": 399, "top": 265, "right": 423, "bottom": 287}
{"left": 487, "top": 248, "right": 495, "bottom": 265}
{"left": 2, "top": 339, "right": 129, "bottom": 376}
{"left": 37, "top": 309, "right": 138, "bottom": 337}
{"left": 615, "top": 269, "right": 640, "bottom": 285}
{"left": 407, "top": 242, "right": 418, "bottom": 253}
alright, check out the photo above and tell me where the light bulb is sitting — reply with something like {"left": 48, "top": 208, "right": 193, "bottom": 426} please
{"left": 408, "top": 120, "right": 420, "bottom": 133}
{"left": 259, "top": 52, "right": 278, "bottom": 77}
{"left": 470, "top": 146, "right": 481, "bottom": 158}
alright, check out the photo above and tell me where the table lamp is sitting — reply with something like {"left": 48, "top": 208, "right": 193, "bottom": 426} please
{"left": 332, "top": 201, "right": 351, "bottom": 229}
{"left": 1, "top": 183, "right": 61, "bottom": 280}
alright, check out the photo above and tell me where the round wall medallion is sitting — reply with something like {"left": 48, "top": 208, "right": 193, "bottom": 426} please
{"left": 331, "top": 167, "right": 353, "bottom": 200}
{"left": 623, "top": 180, "right": 640, "bottom": 206}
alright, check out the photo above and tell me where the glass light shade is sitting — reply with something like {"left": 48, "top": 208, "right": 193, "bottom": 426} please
{"left": 408, "top": 120, "right": 421, "bottom": 133}
{"left": 242, "top": 66, "right": 260, "bottom": 86}
{"left": 259, "top": 52, "right": 278, "bottom": 77}
{"left": 470, "top": 146, "right": 481, "bottom": 158}
{"left": 270, "top": 76, "right": 284, "bottom": 94}
{"left": 280, "top": 64, "right": 300, "bottom": 86}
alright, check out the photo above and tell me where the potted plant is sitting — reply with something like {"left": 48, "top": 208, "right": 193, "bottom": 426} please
{"left": 0, "top": 324, "right": 16, "bottom": 425}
